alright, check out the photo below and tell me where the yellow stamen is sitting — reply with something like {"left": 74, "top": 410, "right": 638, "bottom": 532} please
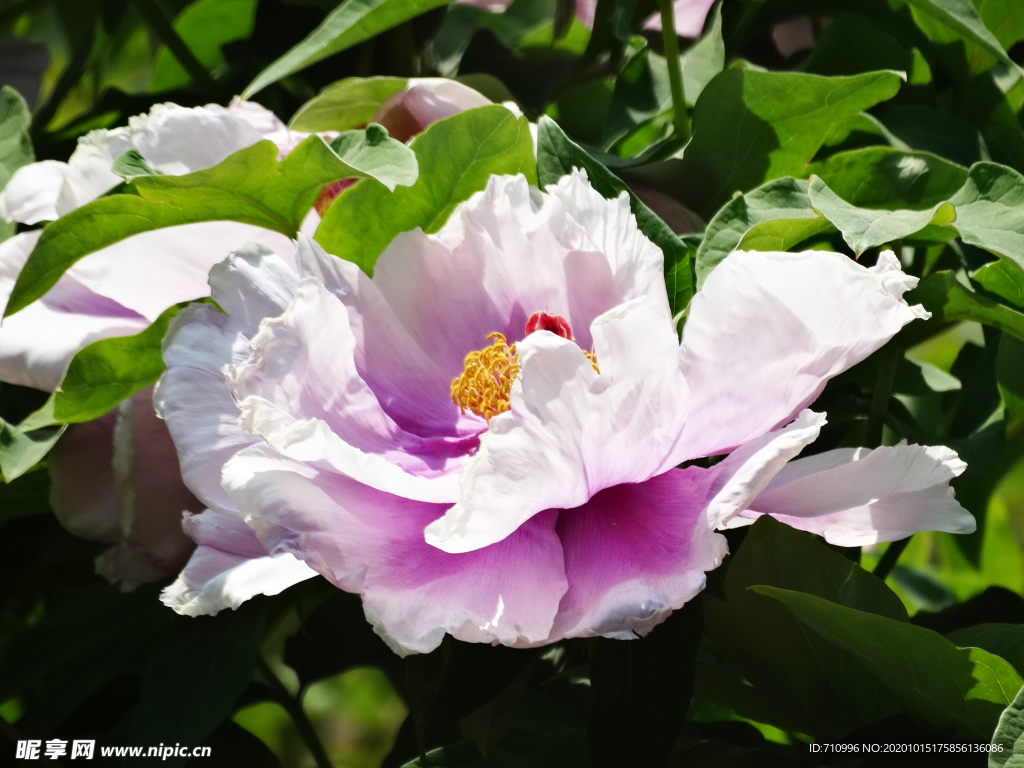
{"left": 451, "top": 332, "right": 600, "bottom": 420}
{"left": 451, "top": 333, "right": 520, "bottom": 420}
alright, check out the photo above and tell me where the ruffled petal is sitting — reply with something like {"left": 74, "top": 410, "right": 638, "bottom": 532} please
{"left": 161, "top": 508, "right": 317, "bottom": 616}
{"left": 426, "top": 295, "right": 691, "bottom": 553}
{"left": 227, "top": 278, "right": 469, "bottom": 502}
{"left": 64, "top": 222, "right": 296, "bottom": 322}
{"left": 673, "top": 250, "right": 927, "bottom": 461}
{"left": 0, "top": 160, "right": 67, "bottom": 224}
{"left": 57, "top": 128, "right": 133, "bottom": 214}
{"left": 703, "top": 410, "right": 826, "bottom": 529}
{"left": 742, "top": 443, "right": 975, "bottom": 545}
{"left": 550, "top": 468, "right": 727, "bottom": 641}
{"left": 294, "top": 236, "right": 473, "bottom": 438}
{"left": 222, "top": 445, "right": 567, "bottom": 654}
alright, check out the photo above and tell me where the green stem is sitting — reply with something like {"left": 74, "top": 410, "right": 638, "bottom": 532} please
{"left": 866, "top": 343, "right": 899, "bottom": 449}
{"left": 133, "top": 0, "right": 218, "bottom": 95}
{"left": 656, "top": 0, "right": 690, "bottom": 140}
{"left": 31, "top": 22, "right": 96, "bottom": 135}
{"left": 873, "top": 537, "right": 910, "bottom": 581}
{"left": 257, "top": 657, "right": 333, "bottom": 768}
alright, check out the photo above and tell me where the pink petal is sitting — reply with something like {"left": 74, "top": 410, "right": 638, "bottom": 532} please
{"left": 550, "top": 468, "right": 727, "bottom": 640}
{"left": 222, "top": 445, "right": 567, "bottom": 654}
{"left": 374, "top": 79, "right": 492, "bottom": 142}
{"left": 161, "top": 508, "right": 317, "bottom": 616}
{"left": 426, "top": 295, "right": 691, "bottom": 553}
{"left": 673, "top": 250, "right": 927, "bottom": 461}
{"left": 642, "top": 0, "right": 717, "bottom": 38}
{"left": 742, "top": 443, "right": 975, "bottom": 545}
{"left": 0, "top": 160, "right": 67, "bottom": 224}
{"left": 227, "top": 278, "right": 471, "bottom": 502}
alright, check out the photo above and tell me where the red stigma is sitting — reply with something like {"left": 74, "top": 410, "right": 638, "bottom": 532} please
{"left": 525, "top": 311, "right": 573, "bottom": 340}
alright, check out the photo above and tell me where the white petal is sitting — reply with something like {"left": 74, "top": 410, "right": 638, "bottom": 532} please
{"left": 0, "top": 160, "right": 67, "bottom": 223}
{"left": 704, "top": 410, "right": 826, "bottom": 529}
{"left": 57, "top": 127, "right": 132, "bottom": 214}
{"left": 161, "top": 509, "right": 316, "bottom": 616}
{"left": 426, "top": 295, "right": 691, "bottom": 553}
{"left": 743, "top": 443, "right": 975, "bottom": 545}
{"left": 673, "top": 250, "right": 927, "bottom": 461}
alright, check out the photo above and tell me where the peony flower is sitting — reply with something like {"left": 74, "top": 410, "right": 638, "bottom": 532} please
{"left": 0, "top": 100, "right": 306, "bottom": 391}
{"left": 156, "top": 170, "right": 973, "bottom": 653}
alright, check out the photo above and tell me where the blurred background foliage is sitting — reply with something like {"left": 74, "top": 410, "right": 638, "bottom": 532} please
{"left": 2, "top": 0, "right": 1024, "bottom": 765}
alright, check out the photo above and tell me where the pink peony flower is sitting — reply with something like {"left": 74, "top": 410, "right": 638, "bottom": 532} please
{"left": 156, "top": 171, "right": 973, "bottom": 653}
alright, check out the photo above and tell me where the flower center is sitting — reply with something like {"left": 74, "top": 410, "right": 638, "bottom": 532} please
{"left": 450, "top": 312, "right": 599, "bottom": 420}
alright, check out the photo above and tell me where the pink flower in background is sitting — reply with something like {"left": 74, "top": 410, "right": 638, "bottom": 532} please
{"left": 48, "top": 386, "right": 203, "bottom": 589}
{"left": 157, "top": 170, "right": 972, "bottom": 653}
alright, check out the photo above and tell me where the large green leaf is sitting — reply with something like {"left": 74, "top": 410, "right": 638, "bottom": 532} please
{"left": 644, "top": 69, "right": 903, "bottom": 218}
{"left": 289, "top": 76, "right": 408, "bottom": 132}
{"left": 947, "top": 624, "right": 1024, "bottom": 679}
{"left": 808, "top": 175, "right": 956, "bottom": 255}
{"left": 910, "top": 271, "right": 1024, "bottom": 342}
{"left": 992, "top": 675, "right": 1024, "bottom": 767}
{"left": 149, "top": 0, "right": 258, "bottom": 92}
{"left": 0, "top": 86, "right": 33, "bottom": 243}
{"left": 129, "top": 603, "right": 266, "bottom": 766}
{"left": 537, "top": 116, "right": 694, "bottom": 316}
{"left": 907, "top": 0, "right": 1019, "bottom": 73}
{"left": 6, "top": 133, "right": 411, "bottom": 317}
{"left": 243, "top": 0, "right": 451, "bottom": 99}
{"left": 974, "top": 259, "right": 1024, "bottom": 309}
{"left": 0, "top": 417, "right": 65, "bottom": 483}
{"left": 703, "top": 517, "right": 908, "bottom": 739}
{"left": 316, "top": 105, "right": 535, "bottom": 275}
{"left": 948, "top": 162, "right": 1024, "bottom": 272}
{"left": 694, "top": 177, "right": 820, "bottom": 288}
{"left": 52, "top": 304, "right": 181, "bottom": 424}
{"left": 755, "top": 586, "right": 1022, "bottom": 741}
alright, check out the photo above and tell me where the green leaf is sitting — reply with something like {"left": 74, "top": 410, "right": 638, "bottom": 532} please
{"left": 907, "top": 0, "right": 1019, "bottom": 73}
{"left": 0, "top": 418, "right": 65, "bottom": 483}
{"left": 947, "top": 624, "right": 1024, "bottom": 679}
{"left": 329, "top": 123, "right": 419, "bottom": 189}
{"left": 997, "top": 334, "right": 1024, "bottom": 427}
{"left": 909, "top": 271, "right": 1024, "bottom": 342}
{"left": 537, "top": 116, "right": 694, "bottom": 316}
{"left": 807, "top": 175, "right": 956, "bottom": 255}
{"left": 0, "top": 86, "right": 33, "bottom": 243}
{"left": 992, "top": 673, "right": 1024, "bottom": 766}
{"left": 6, "top": 135, "right": 386, "bottom": 317}
{"left": 754, "top": 585, "right": 1022, "bottom": 741}
{"left": 967, "top": 0, "right": 1024, "bottom": 75}
{"left": 695, "top": 177, "right": 821, "bottom": 288}
{"left": 243, "top": 0, "right": 452, "bottom": 99}
{"left": 703, "top": 517, "right": 908, "bottom": 739}
{"left": 316, "top": 105, "right": 535, "bottom": 275}
{"left": 111, "top": 148, "right": 162, "bottom": 182}
{"left": 149, "top": 0, "right": 258, "bottom": 92}
{"left": 651, "top": 68, "right": 903, "bottom": 218}
{"left": 289, "top": 76, "right": 408, "bottom": 132}
{"left": 948, "top": 162, "right": 1024, "bottom": 272}
{"left": 974, "top": 259, "right": 1024, "bottom": 309}
{"left": 130, "top": 603, "right": 266, "bottom": 764}
{"left": 806, "top": 146, "right": 969, "bottom": 210}
{"left": 52, "top": 304, "right": 181, "bottom": 424}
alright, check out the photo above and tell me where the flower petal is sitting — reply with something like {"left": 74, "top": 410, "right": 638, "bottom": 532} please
{"left": 550, "top": 468, "right": 727, "bottom": 641}
{"left": 426, "top": 295, "right": 691, "bottom": 553}
{"left": 742, "top": 443, "right": 975, "bottom": 545}
{"left": 673, "top": 250, "right": 927, "bottom": 461}
{"left": 227, "top": 278, "right": 469, "bottom": 502}
{"left": 374, "top": 78, "right": 492, "bottom": 142}
{"left": 48, "top": 411, "right": 120, "bottom": 544}
{"left": 222, "top": 445, "right": 567, "bottom": 654}
{"left": 64, "top": 222, "right": 296, "bottom": 322}
{"left": 0, "top": 160, "right": 67, "bottom": 224}
{"left": 642, "top": 0, "right": 717, "bottom": 38}
{"left": 161, "top": 508, "right": 317, "bottom": 616}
